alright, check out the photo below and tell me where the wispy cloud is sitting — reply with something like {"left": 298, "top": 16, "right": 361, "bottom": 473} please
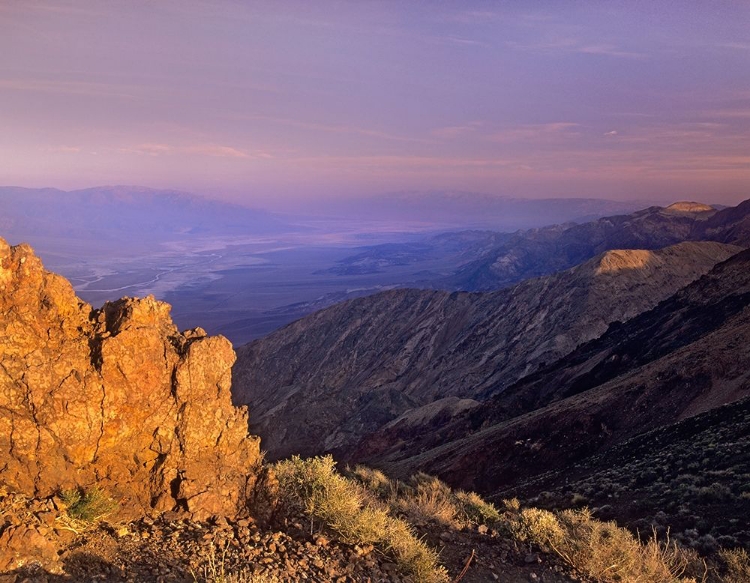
{"left": 292, "top": 155, "right": 518, "bottom": 170}
{"left": 0, "top": 78, "right": 140, "bottom": 99}
{"left": 443, "top": 35, "right": 487, "bottom": 47}
{"left": 119, "top": 143, "right": 269, "bottom": 159}
{"left": 431, "top": 121, "right": 484, "bottom": 139}
{"left": 487, "top": 122, "right": 580, "bottom": 143}
{"left": 576, "top": 44, "right": 646, "bottom": 59}
{"left": 437, "top": 9, "right": 500, "bottom": 24}
{"left": 703, "top": 109, "right": 750, "bottom": 119}
{"left": 186, "top": 144, "right": 252, "bottom": 159}
{"left": 232, "top": 114, "right": 432, "bottom": 144}
{"left": 719, "top": 42, "right": 750, "bottom": 51}
{"left": 120, "top": 143, "right": 172, "bottom": 156}
{"left": 507, "top": 38, "right": 647, "bottom": 59}
{"left": 46, "top": 146, "right": 81, "bottom": 153}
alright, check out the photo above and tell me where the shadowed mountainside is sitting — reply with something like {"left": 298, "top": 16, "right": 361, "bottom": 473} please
{"left": 233, "top": 240, "right": 741, "bottom": 460}
{"left": 365, "top": 248, "right": 750, "bottom": 493}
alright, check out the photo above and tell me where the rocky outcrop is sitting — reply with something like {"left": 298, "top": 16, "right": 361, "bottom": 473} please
{"left": 233, "top": 240, "right": 740, "bottom": 460}
{"left": 0, "top": 237, "right": 262, "bottom": 521}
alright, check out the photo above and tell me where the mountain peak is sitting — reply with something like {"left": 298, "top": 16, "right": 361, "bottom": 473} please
{"left": 665, "top": 201, "right": 715, "bottom": 213}
{"left": 594, "top": 249, "right": 656, "bottom": 274}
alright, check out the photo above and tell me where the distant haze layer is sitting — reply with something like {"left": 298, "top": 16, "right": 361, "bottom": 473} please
{"left": 0, "top": 185, "right": 655, "bottom": 343}
{"left": 1, "top": 2, "right": 749, "bottom": 205}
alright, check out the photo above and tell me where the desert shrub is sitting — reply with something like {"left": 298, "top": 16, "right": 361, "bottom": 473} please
{"left": 60, "top": 487, "right": 118, "bottom": 523}
{"left": 274, "top": 455, "right": 385, "bottom": 545}
{"left": 571, "top": 492, "right": 588, "bottom": 506}
{"left": 383, "top": 517, "right": 447, "bottom": 583}
{"left": 454, "top": 490, "right": 501, "bottom": 526}
{"left": 502, "top": 497, "right": 521, "bottom": 512}
{"left": 697, "top": 482, "right": 732, "bottom": 502}
{"left": 553, "top": 510, "right": 698, "bottom": 582}
{"left": 396, "top": 473, "right": 458, "bottom": 526}
{"left": 351, "top": 467, "right": 500, "bottom": 529}
{"left": 560, "top": 510, "right": 700, "bottom": 582}
{"left": 511, "top": 507, "right": 566, "bottom": 550}
{"left": 497, "top": 501, "right": 698, "bottom": 582}
{"left": 274, "top": 456, "right": 448, "bottom": 583}
{"left": 719, "top": 548, "right": 750, "bottom": 583}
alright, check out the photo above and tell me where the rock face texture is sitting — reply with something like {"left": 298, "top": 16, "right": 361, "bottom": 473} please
{"left": 233, "top": 240, "right": 740, "bottom": 460}
{"left": 0, "top": 237, "right": 261, "bottom": 520}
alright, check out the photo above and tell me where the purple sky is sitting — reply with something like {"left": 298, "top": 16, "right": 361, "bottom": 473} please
{"left": 1, "top": 1, "right": 749, "bottom": 208}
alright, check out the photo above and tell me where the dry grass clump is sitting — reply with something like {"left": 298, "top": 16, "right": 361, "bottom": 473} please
{"left": 274, "top": 456, "right": 448, "bottom": 583}
{"left": 349, "top": 465, "right": 403, "bottom": 500}
{"left": 500, "top": 500, "right": 701, "bottom": 583}
{"left": 396, "top": 473, "right": 459, "bottom": 526}
{"left": 720, "top": 548, "right": 750, "bottom": 583}
{"left": 192, "top": 542, "right": 274, "bottom": 583}
{"left": 504, "top": 504, "right": 566, "bottom": 550}
{"left": 273, "top": 460, "right": 737, "bottom": 582}
{"left": 350, "top": 466, "right": 502, "bottom": 529}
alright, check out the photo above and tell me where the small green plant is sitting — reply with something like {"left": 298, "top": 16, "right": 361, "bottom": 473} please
{"left": 60, "top": 486, "right": 118, "bottom": 523}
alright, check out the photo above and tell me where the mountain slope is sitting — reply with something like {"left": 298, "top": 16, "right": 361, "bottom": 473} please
{"left": 232, "top": 240, "right": 740, "bottom": 459}
{"left": 509, "top": 396, "right": 750, "bottom": 553}
{"left": 367, "top": 249, "right": 750, "bottom": 496}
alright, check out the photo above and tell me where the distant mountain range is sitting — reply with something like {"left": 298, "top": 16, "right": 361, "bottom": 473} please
{"left": 0, "top": 185, "right": 293, "bottom": 253}
{"left": 300, "top": 190, "right": 655, "bottom": 231}
{"left": 441, "top": 200, "right": 750, "bottom": 290}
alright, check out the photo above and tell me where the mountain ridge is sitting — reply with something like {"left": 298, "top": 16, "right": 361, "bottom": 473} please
{"left": 441, "top": 199, "right": 750, "bottom": 291}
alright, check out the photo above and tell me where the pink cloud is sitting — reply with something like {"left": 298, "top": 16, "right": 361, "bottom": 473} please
{"left": 47, "top": 146, "right": 81, "bottom": 153}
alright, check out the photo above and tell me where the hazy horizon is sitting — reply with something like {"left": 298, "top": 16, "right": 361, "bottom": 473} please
{"left": 2, "top": 1, "right": 749, "bottom": 208}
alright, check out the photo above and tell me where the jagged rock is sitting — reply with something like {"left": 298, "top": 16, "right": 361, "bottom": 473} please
{"left": 0, "top": 236, "right": 262, "bottom": 522}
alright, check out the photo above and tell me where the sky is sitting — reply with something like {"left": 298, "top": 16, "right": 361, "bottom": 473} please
{"left": 1, "top": 0, "right": 749, "bottom": 208}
